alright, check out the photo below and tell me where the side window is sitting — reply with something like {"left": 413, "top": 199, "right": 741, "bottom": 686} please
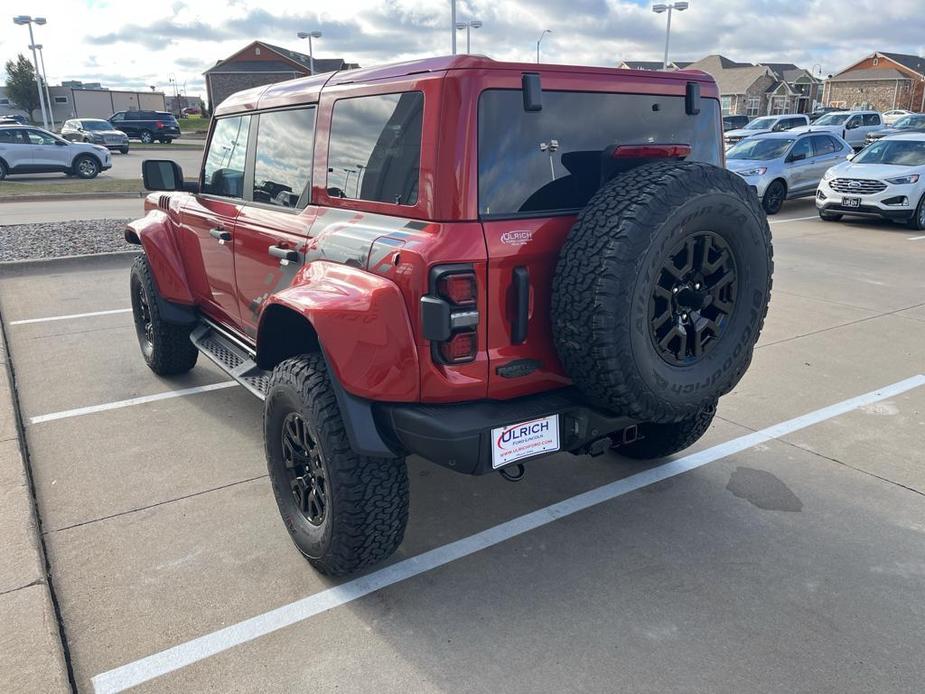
{"left": 811, "top": 135, "right": 837, "bottom": 157}
{"left": 788, "top": 138, "right": 812, "bottom": 161}
{"left": 202, "top": 115, "right": 251, "bottom": 198}
{"left": 252, "top": 107, "right": 316, "bottom": 209}
{"left": 110, "top": 113, "right": 124, "bottom": 123}
{"left": 0, "top": 129, "right": 24, "bottom": 144}
{"left": 327, "top": 92, "right": 424, "bottom": 205}
{"left": 846, "top": 116, "right": 861, "bottom": 129}
{"left": 863, "top": 113, "right": 880, "bottom": 126}
{"left": 25, "top": 130, "right": 57, "bottom": 145}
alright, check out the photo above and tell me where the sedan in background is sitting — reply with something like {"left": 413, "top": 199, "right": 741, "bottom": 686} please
{"left": 864, "top": 114, "right": 925, "bottom": 146}
{"left": 727, "top": 131, "right": 853, "bottom": 214}
{"left": 60, "top": 118, "right": 130, "bottom": 154}
{"left": 816, "top": 134, "right": 925, "bottom": 230}
{"left": 723, "top": 114, "right": 809, "bottom": 149}
{"left": 882, "top": 109, "right": 912, "bottom": 126}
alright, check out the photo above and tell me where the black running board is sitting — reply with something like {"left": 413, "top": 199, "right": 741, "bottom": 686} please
{"left": 190, "top": 322, "right": 270, "bottom": 400}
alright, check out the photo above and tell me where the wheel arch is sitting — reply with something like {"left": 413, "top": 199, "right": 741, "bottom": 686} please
{"left": 255, "top": 304, "right": 320, "bottom": 370}
{"left": 125, "top": 211, "right": 195, "bottom": 306}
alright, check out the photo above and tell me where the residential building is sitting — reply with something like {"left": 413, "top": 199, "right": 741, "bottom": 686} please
{"left": 204, "top": 41, "right": 359, "bottom": 111}
{"left": 823, "top": 52, "right": 925, "bottom": 112}
{"left": 0, "top": 85, "right": 166, "bottom": 125}
{"left": 617, "top": 60, "right": 691, "bottom": 71}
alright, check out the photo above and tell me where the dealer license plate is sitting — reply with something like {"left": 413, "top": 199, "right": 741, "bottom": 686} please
{"left": 842, "top": 196, "right": 861, "bottom": 208}
{"left": 491, "top": 415, "right": 560, "bottom": 469}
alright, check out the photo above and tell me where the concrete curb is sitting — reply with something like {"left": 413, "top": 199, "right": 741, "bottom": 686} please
{"left": 0, "top": 249, "right": 140, "bottom": 269}
{"left": 0, "top": 308, "right": 71, "bottom": 692}
{"left": 0, "top": 192, "right": 144, "bottom": 204}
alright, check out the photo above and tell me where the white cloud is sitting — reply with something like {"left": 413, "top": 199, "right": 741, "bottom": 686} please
{"left": 1, "top": 0, "right": 922, "bottom": 101}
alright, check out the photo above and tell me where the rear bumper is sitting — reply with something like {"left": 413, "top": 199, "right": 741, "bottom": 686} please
{"left": 375, "top": 388, "right": 637, "bottom": 475}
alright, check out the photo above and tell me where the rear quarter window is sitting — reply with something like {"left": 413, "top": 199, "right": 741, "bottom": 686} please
{"left": 478, "top": 89, "right": 721, "bottom": 217}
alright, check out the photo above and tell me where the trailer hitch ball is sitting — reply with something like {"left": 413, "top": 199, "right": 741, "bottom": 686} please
{"left": 499, "top": 463, "right": 526, "bottom": 482}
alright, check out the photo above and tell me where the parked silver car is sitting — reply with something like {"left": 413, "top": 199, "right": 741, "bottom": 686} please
{"left": 723, "top": 114, "right": 810, "bottom": 149}
{"left": 726, "top": 131, "right": 853, "bottom": 214}
{"left": 60, "top": 118, "right": 130, "bottom": 154}
{"left": 0, "top": 124, "right": 112, "bottom": 180}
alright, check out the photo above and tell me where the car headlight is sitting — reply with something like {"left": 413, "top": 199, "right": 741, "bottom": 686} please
{"left": 736, "top": 167, "right": 767, "bottom": 177}
{"left": 885, "top": 174, "right": 920, "bottom": 185}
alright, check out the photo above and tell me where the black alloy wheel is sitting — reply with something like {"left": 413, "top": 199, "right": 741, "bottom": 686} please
{"left": 281, "top": 412, "right": 328, "bottom": 526}
{"left": 132, "top": 277, "right": 155, "bottom": 359}
{"left": 762, "top": 180, "right": 786, "bottom": 215}
{"left": 649, "top": 231, "right": 737, "bottom": 366}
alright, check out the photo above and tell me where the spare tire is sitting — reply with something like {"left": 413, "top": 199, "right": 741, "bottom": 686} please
{"left": 552, "top": 161, "right": 773, "bottom": 422}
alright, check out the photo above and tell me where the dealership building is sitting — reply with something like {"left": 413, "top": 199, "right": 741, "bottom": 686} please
{"left": 0, "top": 82, "right": 167, "bottom": 125}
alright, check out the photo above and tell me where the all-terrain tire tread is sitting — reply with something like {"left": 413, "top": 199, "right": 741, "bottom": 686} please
{"left": 616, "top": 404, "right": 717, "bottom": 459}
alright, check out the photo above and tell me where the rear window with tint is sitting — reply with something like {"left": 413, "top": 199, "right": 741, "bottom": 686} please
{"left": 478, "top": 90, "right": 722, "bottom": 217}
{"left": 252, "top": 107, "right": 316, "bottom": 209}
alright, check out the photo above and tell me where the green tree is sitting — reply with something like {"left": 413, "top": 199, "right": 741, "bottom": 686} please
{"left": 4, "top": 54, "right": 40, "bottom": 121}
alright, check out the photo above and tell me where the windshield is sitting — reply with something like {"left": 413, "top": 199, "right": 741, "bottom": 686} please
{"left": 814, "top": 113, "right": 850, "bottom": 126}
{"left": 727, "top": 138, "right": 794, "bottom": 161}
{"left": 854, "top": 139, "right": 925, "bottom": 166}
{"left": 83, "top": 120, "right": 112, "bottom": 131}
{"left": 894, "top": 115, "right": 925, "bottom": 129}
{"left": 744, "top": 117, "right": 776, "bottom": 130}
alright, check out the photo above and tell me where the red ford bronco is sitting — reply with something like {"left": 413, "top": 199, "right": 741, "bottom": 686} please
{"left": 129, "top": 56, "right": 773, "bottom": 575}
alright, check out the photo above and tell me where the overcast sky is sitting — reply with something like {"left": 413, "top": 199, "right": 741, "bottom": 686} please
{"left": 1, "top": 0, "right": 923, "bottom": 100}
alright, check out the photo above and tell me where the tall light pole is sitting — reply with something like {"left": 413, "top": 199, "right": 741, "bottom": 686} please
{"left": 455, "top": 20, "right": 482, "bottom": 54}
{"left": 30, "top": 44, "right": 55, "bottom": 129}
{"left": 652, "top": 2, "right": 688, "bottom": 70}
{"left": 451, "top": 0, "right": 457, "bottom": 54}
{"left": 296, "top": 31, "right": 322, "bottom": 74}
{"left": 13, "top": 15, "right": 49, "bottom": 129}
{"left": 537, "top": 29, "right": 551, "bottom": 64}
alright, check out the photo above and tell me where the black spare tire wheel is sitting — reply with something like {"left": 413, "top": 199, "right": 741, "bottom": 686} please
{"left": 552, "top": 161, "right": 773, "bottom": 423}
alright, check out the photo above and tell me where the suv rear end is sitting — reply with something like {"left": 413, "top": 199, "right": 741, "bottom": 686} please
{"left": 109, "top": 110, "right": 181, "bottom": 143}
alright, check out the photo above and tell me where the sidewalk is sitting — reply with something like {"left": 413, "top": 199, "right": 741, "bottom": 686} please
{"left": 0, "top": 312, "right": 70, "bottom": 693}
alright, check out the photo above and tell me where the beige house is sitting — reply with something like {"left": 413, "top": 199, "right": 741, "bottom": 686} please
{"left": 823, "top": 52, "right": 925, "bottom": 112}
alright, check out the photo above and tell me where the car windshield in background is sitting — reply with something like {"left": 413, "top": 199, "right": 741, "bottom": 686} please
{"left": 814, "top": 113, "right": 850, "bottom": 126}
{"left": 895, "top": 115, "right": 925, "bottom": 129}
{"left": 743, "top": 117, "right": 776, "bottom": 130}
{"left": 854, "top": 139, "right": 925, "bottom": 166}
{"left": 83, "top": 120, "right": 112, "bottom": 131}
{"left": 727, "top": 137, "right": 794, "bottom": 160}
{"left": 478, "top": 89, "right": 721, "bottom": 217}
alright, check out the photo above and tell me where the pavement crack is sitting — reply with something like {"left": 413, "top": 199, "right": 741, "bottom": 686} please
{"left": 0, "top": 577, "right": 46, "bottom": 597}
{"left": 46, "top": 474, "right": 269, "bottom": 534}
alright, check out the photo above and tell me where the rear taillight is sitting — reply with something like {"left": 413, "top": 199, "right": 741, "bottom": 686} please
{"left": 155, "top": 120, "right": 164, "bottom": 129}
{"left": 611, "top": 144, "right": 692, "bottom": 159}
{"left": 420, "top": 267, "right": 479, "bottom": 364}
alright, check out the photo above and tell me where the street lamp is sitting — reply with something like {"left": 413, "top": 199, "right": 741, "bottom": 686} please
{"left": 29, "top": 44, "right": 55, "bottom": 130}
{"left": 13, "top": 15, "right": 49, "bottom": 129}
{"left": 537, "top": 29, "right": 551, "bottom": 64}
{"left": 455, "top": 20, "right": 482, "bottom": 54}
{"left": 296, "top": 31, "right": 322, "bottom": 75}
{"left": 450, "top": 0, "right": 457, "bottom": 54}
{"left": 652, "top": 2, "right": 688, "bottom": 70}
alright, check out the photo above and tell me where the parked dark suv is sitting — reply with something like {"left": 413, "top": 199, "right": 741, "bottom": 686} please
{"left": 109, "top": 110, "right": 181, "bottom": 143}
{"left": 129, "top": 56, "right": 773, "bottom": 576}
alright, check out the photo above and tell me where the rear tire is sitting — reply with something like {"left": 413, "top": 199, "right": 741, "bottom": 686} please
{"left": 0, "top": 160, "right": 7, "bottom": 180}
{"left": 265, "top": 354, "right": 409, "bottom": 576}
{"left": 614, "top": 403, "right": 716, "bottom": 459}
{"left": 119, "top": 146, "right": 129, "bottom": 155}
{"left": 552, "top": 161, "right": 773, "bottom": 423}
{"left": 130, "top": 255, "right": 198, "bottom": 375}
{"left": 140, "top": 130, "right": 154, "bottom": 144}
{"left": 762, "top": 180, "right": 786, "bottom": 215}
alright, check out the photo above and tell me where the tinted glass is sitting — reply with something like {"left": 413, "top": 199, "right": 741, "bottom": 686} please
{"left": 745, "top": 117, "right": 777, "bottom": 130}
{"left": 896, "top": 115, "right": 925, "bottom": 129}
{"left": 811, "top": 135, "right": 838, "bottom": 156}
{"left": 0, "top": 129, "right": 24, "bottom": 144}
{"left": 478, "top": 90, "right": 722, "bottom": 216}
{"left": 202, "top": 115, "right": 251, "bottom": 198}
{"left": 110, "top": 113, "right": 124, "bottom": 122}
{"left": 788, "top": 138, "right": 812, "bottom": 160}
{"left": 26, "top": 130, "right": 57, "bottom": 145}
{"left": 83, "top": 120, "right": 111, "bottom": 131}
{"left": 327, "top": 92, "right": 423, "bottom": 205}
{"left": 863, "top": 113, "right": 880, "bottom": 126}
{"left": 854, "top": 139, "right": 925, "bottom": 166}
{"left": 726, "top": 138, "right": 793, "bottom": 160}
{"left": 252, "top": 108, "right": 316, "bottom": 209}
{"left": 815, "top": 113, "right": 850, "bottom": 125}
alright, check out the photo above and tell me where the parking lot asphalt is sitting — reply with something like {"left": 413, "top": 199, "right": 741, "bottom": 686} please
{"left": 1, "top": 199, "right": 924, "bottom": 693}
{"left": 1, "top": 145, "right": 203, "bottom": 184}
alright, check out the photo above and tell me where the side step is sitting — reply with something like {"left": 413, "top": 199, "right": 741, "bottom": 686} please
{"left": 190, "top": 322, "right": 270, "bottom": 400}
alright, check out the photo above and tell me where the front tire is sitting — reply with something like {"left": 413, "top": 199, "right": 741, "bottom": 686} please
{"left": 907, "top": 195, "right": 925, "bottom": 231}
{"left": 130, "top": 256, "right": 198, "bottom": 375}
{"left": 72, "top": 154, "right": 100, "bottom": 179}
{"left": 614, "top": 403, "right": 716, "bottom": 459}
{"left": 140, "top": 130, "right": 154, "bottom": 144}
{"left": 265, "top": 354, "right": 409, "bottom": 576}
{"left": 762, "top": 180, "right": 786, "bottom": 215}
{"left": 0, "top": 160, "right": 7, "bottom": 181}
{"left": 119, "top": 146, "right": 130, "bottom": 155}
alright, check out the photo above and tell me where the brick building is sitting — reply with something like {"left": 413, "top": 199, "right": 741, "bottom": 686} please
{"left": 204, "top": 41, "right": 358, "bottom": 111}
{"left": 823, "top": 52, "right": 925, "bottom": 112}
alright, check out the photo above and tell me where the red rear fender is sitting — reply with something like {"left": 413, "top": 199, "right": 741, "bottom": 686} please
{"left": 126, "top": 211, "right": 194, "bottom": 305}
{"left": 262, "top": 261, "right": 419, "bottom": 402}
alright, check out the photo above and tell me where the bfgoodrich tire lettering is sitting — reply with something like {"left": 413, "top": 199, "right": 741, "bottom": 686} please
{"left": 552, "top": 161, "right": 773, "bottom": 422}
{"left": 265, "top": 354, "right": 409, "bottom": 576}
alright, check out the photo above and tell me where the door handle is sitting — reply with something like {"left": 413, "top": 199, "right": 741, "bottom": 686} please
{"left": 268, "top": 245, "right": 300, "bottom": 263}
{"left": 209, "top": 227, "right": 231, "bottom": 242}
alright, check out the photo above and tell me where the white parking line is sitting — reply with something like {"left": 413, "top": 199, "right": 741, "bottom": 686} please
{"left": 29, "top": 382, "right": 238, "bottom": 424}
{"left": 9, "top": 308, "right": 132, "bottom": 325}
{"left": 908, "top": 235, "right": 925, "bottom": 241}
{"left": 90, "top": 373, "right": 925, "bottom": 694}
{"left": 768, "top": 215, "right": 820, "bottom": 224}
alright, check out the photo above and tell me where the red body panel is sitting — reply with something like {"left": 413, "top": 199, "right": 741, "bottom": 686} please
{"left": 128, "top": 198, "right": 194, "bottom": 305}
{"left": 264, "top": 262, "right": 419, "bottom": 402}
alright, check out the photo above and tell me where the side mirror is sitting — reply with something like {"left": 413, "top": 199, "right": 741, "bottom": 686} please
{"left": 142, "top": 159, "right": 198, "bottom": 192}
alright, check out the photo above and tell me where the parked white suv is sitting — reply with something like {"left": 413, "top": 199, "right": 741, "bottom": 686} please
{"left": 816, "top": 133, "right": 925, "bottom": 230}
{"left": 793, "top": 111, "right": 883, "bottom": 149}
{"left": 0, "top": 125, "right": 112, "bottom": 180}
{"left": 723, "top": 114, "right": 810, "bottom": 149}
